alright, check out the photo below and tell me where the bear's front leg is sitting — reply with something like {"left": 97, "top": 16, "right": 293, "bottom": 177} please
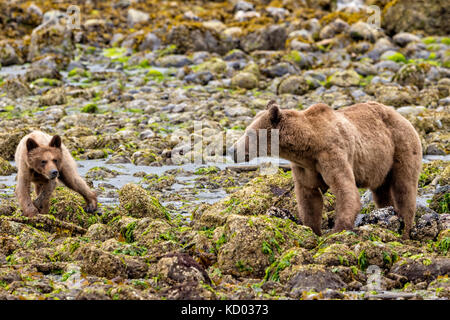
{"left": 291, "top": 165, "right": 325, "bottom": 235}
{"left": 16, "top": 173, "right": 39, "bottom": 217}
{"left": 33, "top": 180, "right": 56, "bottom": 214}
{"left": 318, "top": 157, "right": 361, "bottom": 233}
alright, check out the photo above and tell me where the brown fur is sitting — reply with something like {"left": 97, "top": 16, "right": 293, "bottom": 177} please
{"left": 15, "top": 131, "right": 97, "bottom": 217}
{"left": 231, "top": 101, "right": 422, "bottom": 239}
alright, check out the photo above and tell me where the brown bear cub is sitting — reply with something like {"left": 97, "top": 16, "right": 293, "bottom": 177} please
{"left": 230, "top": 101, "right": 422, "bottom": 239}
{"left": 15, "top": 131, "right": 97, "bottom": 217}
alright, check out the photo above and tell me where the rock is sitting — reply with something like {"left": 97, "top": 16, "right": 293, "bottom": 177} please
{"left": 224, "top": 106, "right": 253, "bottom": 117}
{"left": 262, "top": 62, "right": 298, "bottom": 78}
{"left": 313, "top": 243, "right": 357, "bottom": 267}
{"left": 231, "top": 71, "right": 258, "bottom": 89}
{"left": 380, "top": 50, "right": 407, "bottom": 63}
{"left": 390, "top": 257, "right": 450, "bottom": 284}
{"left": 138, "top": 32, "right": 161, "bottom": 51}
{"left": 48, "top": 187, "right": 98, "bottom": 228}
{"left": 233, "top": 1, "right": 254, "bottom": 12}
{"left": 373, "top": 84, "right": 416, "bottom": 107}
{"left": 167, "top": 24, "right": 235, "bottom": 55}
{"left": 77, "top": 244, "right": 127, "bottom": 279}
{"left": 411, "top": 212, "right": 440, "bottom": 241}
{"left": 131, "top": 149, "right": 162, "bottom": 166}
{"left": 286, "top": 264, "right": 347, "bottom": 293}
{"left": 0, "top": 157, "right": 16, "bottom": 176}
{"left": 319, "top": 19, "right": 348, "bottom": 40}
{"left": 85, "top": 224, "right": 116, "bottom": 241}
{"left": 241, "top": 25, "right": 287, "bottom": 52}
{"left": 329, "top": 69, "right": 361, "bottom": 87}
{"left": 277, "top": 75, "right": 309, "bottom": 95}
{"left": 383, "top": 0, "right": 449, "bottom": 36}
{"left": 156, "top": 54, "right": 192, "bottom": 68}
{"left": 0, "top": 41, "right": 23, "bottom": 66}
{"left": 156, "top": 252, "right": 211, "bottom": 285}
{"left": 185, "top": 71, "right": 214, "bottom": 85}
{"left": 393, "top": 32, "right": 421, "bottom": 47}
{"left": 393, "top": 63, "right": 428, "bottom": 90}
{"left": 27, "top": 15, "right": 74, "bottom": 62}
{"left": 39, "top": 87, "right": 67, "bottom": 106}
{"left": 354, "top": 206, "right": 402, "bottom": 233}
{"left": 0, "top": 79, "right": 31, "bottom": 99}
{"left": 216, "top": 214, "right": 318, "bottom": 277}
{"left": 127, "top": 9, "right": 149, "bottom": 27}
{"left": 0, "top": 129, "right": 30, "bottom": 161}
{"left": 348, "top": 22, "right": 377, "bottom": 42}
{"left": 118, "top": 183, "right": 168, "bottom": 219}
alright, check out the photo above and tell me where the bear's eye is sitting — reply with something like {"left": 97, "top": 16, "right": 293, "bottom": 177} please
{"left": 41, "top": 160, "right": 47, "bottom": 165}
{"left": 53, "top": 159, "right": 58, "bottom": 164}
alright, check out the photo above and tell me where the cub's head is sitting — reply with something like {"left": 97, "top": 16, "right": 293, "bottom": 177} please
{"left": 26, "top": 135, "right": 63, "bottom": 180}
{"left": 229, "top": 100, "right": 283, "bottom": 163}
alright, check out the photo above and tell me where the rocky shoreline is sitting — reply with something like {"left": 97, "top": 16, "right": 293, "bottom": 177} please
{"left": 0, "top": 0, "right": 449, "bottom": 300}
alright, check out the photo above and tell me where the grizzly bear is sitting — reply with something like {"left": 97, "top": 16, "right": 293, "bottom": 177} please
{"left": 15, "top": 130, "right": 97, "bottom": 217}
{"left": 229, "top": 101, "right": 422, "bottom": 239}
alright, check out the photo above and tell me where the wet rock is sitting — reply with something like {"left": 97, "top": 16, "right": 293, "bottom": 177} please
{"left": 383, "top": 0, "right": 449, "bottom": 36}
{"left": 118, "top": 183, "right": 168, "bottom": 220}
{"left": 131, "top": 149, "right": 162, "bottom": 166}
{"left": 277, "top": 75, "right": 309, "bottom": 95}
{"left": 127, "top": 9, "right": 149, "bottom": 27}
{"left": 411, "top": 212, "right": 440, "bottom": 241}
{"left": 217, "top": 214, "right": 318, "bottom": 277}
{"left": 353, "top": 240, "right": 399, "bottom": 269}
{"left": 373, "top": 84, "right": 417, "bottom": 107}
{"left": 0, "top": 157, "right": 16, "bottom": 175}
{"left": 355, "top": 206, "right": 402, "bottom": 233}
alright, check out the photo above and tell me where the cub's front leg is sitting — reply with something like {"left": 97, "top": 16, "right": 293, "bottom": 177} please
{"left": 33, "top": 180, "right": 57, "bottom": 214}
{"left": 16, "top": 172, "right": 39, "bottom": 217}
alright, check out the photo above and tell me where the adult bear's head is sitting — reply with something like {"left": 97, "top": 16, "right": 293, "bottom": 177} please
{"left": 228, "top": 100, "right": 284, "bottom": 163}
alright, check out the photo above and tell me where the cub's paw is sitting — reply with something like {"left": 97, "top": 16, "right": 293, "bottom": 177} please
{"left": 23, "top": 206, "right": 39, "bottom": 218}
{"left": 84, "top": 197, "right": 98, "bottom": 213}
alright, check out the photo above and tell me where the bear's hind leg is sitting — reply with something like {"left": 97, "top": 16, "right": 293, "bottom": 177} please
{"left": 391, "top": 172, "right": 418, "bottom": 240}
{"left": 371, "top": 171, "right": 394, "bottom": 208}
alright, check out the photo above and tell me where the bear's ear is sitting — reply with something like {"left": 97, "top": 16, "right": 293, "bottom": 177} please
{"left": 26, "top": 138, "right": 39, "bottom": 152}
{"left": 49, "top": 135, "right": 62, "bottom": 149}
{"left": 268, "top": 104, "right": 281, "bottom": 125}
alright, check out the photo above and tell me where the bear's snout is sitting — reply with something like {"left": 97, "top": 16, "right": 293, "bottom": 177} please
{"left": 50, "top": 169, "right": 59, "bottom": 179}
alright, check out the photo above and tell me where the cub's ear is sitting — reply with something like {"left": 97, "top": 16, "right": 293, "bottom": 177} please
{"left": 268, "top": 104, "right": 281, "bottom": 125}
{"left": 26, "top": 138, "right": 39, "bottom": 152}
{"left": 49, "top": 135, "right": 62, "bottom": 149}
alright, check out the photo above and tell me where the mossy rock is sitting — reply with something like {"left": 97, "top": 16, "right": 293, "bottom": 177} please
{"left": 313, "top": 243, "right": 357, "bottom": 267}
{"left": 217, "top": 214, "right": 318, "bottom": 277}
{"left": 118, "top": 183, "right": 169, "bottom": 220}
{"left": 263, "top": 247, "right": 313, "bottom": 283}
{"left": 0, "top": 129, "right": 30, "bottom": 161}
{"left": 231, "top": 71, "right": 258, "bottom": 89}
{"left": 195, "top": 170, "right": 296, "bottom": 229}
{"left": 0, "top": 156, "right": 15, "bottom": 175}
{"left": 277, "top": 75, "right": 309, "bottom": 95}
{"left": 49, "top": 187, "right": 100, "bottom": 229}
{"left": 353, "top": 240, "right": 399, "bottom": 270}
